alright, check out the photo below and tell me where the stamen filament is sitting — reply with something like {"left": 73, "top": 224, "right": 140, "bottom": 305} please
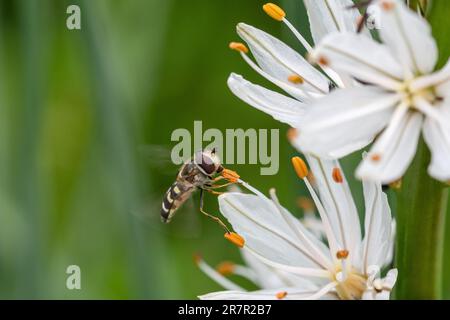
{"left": 195, "top": 255, "right": 245, "bottom": 291}
{"left": 239, "top": 52, "right": 311, "bottom": 101}
{"left": 282, "top": 18, "right": 313, "bottom": 53}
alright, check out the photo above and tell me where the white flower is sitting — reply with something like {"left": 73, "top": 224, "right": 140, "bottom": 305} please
{"left": 299, "top": 0, "right": 450, "bottom": 183}
{"left": 226, "top": 1, "right": 373, "bottom": 164}
{"left": 198, "top": 157, "right": 397, "bottom": 300}
{"left": 227, "top": 1, "right": 367, "bottom": 127}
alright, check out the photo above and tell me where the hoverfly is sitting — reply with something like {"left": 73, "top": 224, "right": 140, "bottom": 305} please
{"left": 160, "top": 148, "right": 237, "bottom": 232}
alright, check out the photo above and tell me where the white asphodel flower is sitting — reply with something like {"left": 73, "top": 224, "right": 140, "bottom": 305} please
{"left": 226, "top": 1, "right": 375, "bottom": 171}
{"left": 299, "top": 0, "right": 450, "bottom": 183}
{"left": 227, "top": 1, "right": 365, "bottom": 125}
{"left": 198, "top": 157, "right": 397, "bottom": 300}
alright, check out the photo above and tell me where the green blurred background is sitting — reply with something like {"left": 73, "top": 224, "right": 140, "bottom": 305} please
{"left": 0, "top": 0, "right": 449, "bottom": 299}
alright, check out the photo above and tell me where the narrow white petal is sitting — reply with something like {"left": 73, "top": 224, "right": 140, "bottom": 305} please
{"left": 199, "top": 286, "right": 335, "bottom": 300}
{"left": 237, "top": 23, "right": 330, "bottom": 94}
{"left": 362, "top": 289, "right": 376, "bottom": 300}
{"left": 303, "top": 0, "right": 364, "bottom": 45}
{"left": 239, "top": 52, "right": 312, "bottom": 101}
{"left": 410, "top": 59, "right": 450, "bottom": 93}
{"left": 356, "top": 112, "right": 423, "bottom": 183}
{"left": 299, "top": 87, "right": 398, "bottom": 158}
{"left": 227, "top": 73, "right": 305, "bottom": 127}
{"left": 384, "top": 220, "right": 396, "bottom": 267}
{"left": 269, "top": 189, "right": 334, "bottom": 270}
{"left": 240, "top": 250, "right": 318, "bottom": 289}
{"left": 376, "top": 0, "right": 437, "bottom": 75}
{"left": 423, "top": 117, "right": 450, "bottom": 182}
{"left": 197, "top": 258, "right": 245, "bottom": 291}
{"left": 375, "top": 290, "right": 391, "bottom": 300}
{"left": 361, "top": 179, "right": 392, "bottom": 272}
{"left": 306, "top": 157, "right": 362, "bottom": 260}
{"left": 382, "top": 268, "right": 398, "bottom": 290}
{"left": 244, "top": 247, "right": 331, "bottom": 279}
{"left": 218, "top": 193, "right": 329, "bottom": 269}
{"left": 311, "top": 32, "right": 404, "bottom": 89}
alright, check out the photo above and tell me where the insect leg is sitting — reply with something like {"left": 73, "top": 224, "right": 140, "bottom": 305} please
{"left": 212, "top": 175, "right": 226, "bottom": 182}
{"left": 208, "top": 182, "right": 235, "bottom": 189}
{"left": 205, "top": 189, "right": 224, "bottom": 195}
{"left": 199, "top": 189, "right": 231, "bottom": 233}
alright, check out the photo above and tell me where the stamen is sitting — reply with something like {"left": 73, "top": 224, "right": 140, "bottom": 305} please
{"left": 239, "top": 50, "right": 311, "bottom": 100}
{"left": 281, "top": 17, "right": 313, "bottom": 53}
{"left": 288, "top": 74, "right": 304, "bottom": 84}
{"left": 336, "top": 250, "right": 349, "bottom": 260}
{"left": 286, "top": 128, "right": 298, "bottom": 142}
{"left": 291, "top": 156, "right": 309, "bottom": 179}
{"left": 276, "top": 291, "right": 288, "bottom": 299}
{"left": 389, "top": 179, "right": 402, "bottom": 190}
{"left": 216, "top": 261, "right": 236, "bottom": 276}
{"left": 195, "top": 253, "right": 245, "bottom": 291}
{"left": 224, "top": 232, "right": 245, "bottom": 248}
{"left": 221, "top": 168, "right": 240, "bottom": 183}
{"left": 229, "top": 42, "right": 248, "bottom": 53}
{"left": 297, "top": 196, "right": 315, "bottom": 212}
{"left": 193, "top": 253, "right": 202, "bottom": 265}
{"left": 262, "top": 3, "right": 286, "bottom": 21}
{"left": 332, "top": 167, "right": 344, "bottom": 184}
{"left": 370, "top": 153, "right": 381, "bottom": 162}
{"left": 380, "top": 0, "right": 395, "bottom": 11}
{"left": 317, "top": 56, "right": 329, "bottom": 67}
{"left": 336, "top": 250, "right": 349, "bottom": 282}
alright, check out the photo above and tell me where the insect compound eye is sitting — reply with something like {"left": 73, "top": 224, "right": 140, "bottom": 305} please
{"left": 194, "top": 150, "right": 220, "bottom": 175}
{"left": 199, "top": 154, "right": 217, "bottom": 175}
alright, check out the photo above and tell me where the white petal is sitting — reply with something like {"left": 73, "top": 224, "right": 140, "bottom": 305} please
{"left": 306, "top": 157, "right": 362, "bottom": 259}
{"left": 237, "top": 23, "right": 330, "bottom": 95}
{"left": 218, "top": 193, "right": 331, "bottom": 270}
{"left": 384, "top": 220, "right": 396, "bottom": 267}
{"left": 422, "top": 117, "right": 450, "bottom": 181}
{"left": 376, "top": 0, "right": 437, "bottom": 75}
{"left": 299, "top": 87, "right": 399, "bottom": 158}
{"left": 196, "top": 258, "right": 245, "bottom": 291}
{"left": 357, "top": 112, "right": 423, "bottom": 183}
{"left": 410, "top": 59, "right": 450, "bottom": 93}
{"left": 303, "top": 0, "right": 363, "bottom": 45}
{"left": 227, "top": 73, "right": 305, "bottom": 127}
{"left": 240, "top": 249, "right": 316, "bottom": 289}
{"left": 362, "top": 289, "right": 376, "bottom": 300}
{"left": 382, "top": 268, "right": 398, "bottom": 290}
{"left": 361, "top": 179, "right": 392, "bottom": 271}
{"left": 199, "top": 285, "right": 336, "bottom": 300}
{"left": 311, "top": 32, "right": 404, "bottom": 89}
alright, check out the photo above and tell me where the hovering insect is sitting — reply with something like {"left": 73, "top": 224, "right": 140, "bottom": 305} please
{"left": 160, "top": 148, "right": 238, "bottom": 232}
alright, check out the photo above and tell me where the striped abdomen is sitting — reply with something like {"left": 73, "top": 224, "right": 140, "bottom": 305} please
{"left": 161, "top": 181, "right": 195, "bottom": 223}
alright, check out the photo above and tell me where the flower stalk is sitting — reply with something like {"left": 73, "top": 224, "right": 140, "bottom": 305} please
{"left": 395, "top": 139, "right": 448, "bottom": 299}
{"left": 395, "top": 0, "right": 450, "bottom": 300}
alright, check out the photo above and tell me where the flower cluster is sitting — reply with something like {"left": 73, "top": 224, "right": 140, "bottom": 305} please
{"left": 195, "top": 0, "right": 449, "bottom": 300}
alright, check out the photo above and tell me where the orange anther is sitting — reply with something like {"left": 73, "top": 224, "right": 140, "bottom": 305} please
{"left": 229, "top": 42, "right": 248, "bottom": 53}
{"left": 263, "top": 3, "right": 286, "bottom": 21}
{"left": 224, "top": 232, "right": 245, "bottom": 248}
{"left": 291, "top": 156, "right": 309, "bottom": 179}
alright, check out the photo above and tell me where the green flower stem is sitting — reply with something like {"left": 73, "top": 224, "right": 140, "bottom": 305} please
{"left": 395, "top": 139, "right": 448, "bottom": 299}
{"left": 394, "top": 0, "right": 450, "bottom": 300}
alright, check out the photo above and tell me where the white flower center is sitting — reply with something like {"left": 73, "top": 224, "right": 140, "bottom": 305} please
{"left": 400, "top": 80, "right": 440, "bottom": 107}
{"left": 334, "top": 267, "right": 367, "bottom": 300}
